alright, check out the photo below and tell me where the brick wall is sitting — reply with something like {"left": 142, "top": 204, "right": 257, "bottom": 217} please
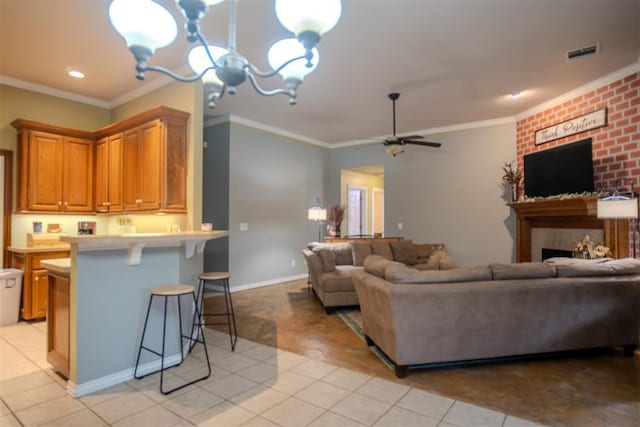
{"left": 516, "top": 71, "right": 640, "bottom": 255}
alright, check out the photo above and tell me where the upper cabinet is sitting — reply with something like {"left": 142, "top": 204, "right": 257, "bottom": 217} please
{"left": 13, "top": 106, "right": 189, "bottom": 214}
{"left": 96, "top": 107, "right": 188, "bottom": 213}
{"left": 13, "top": 121, "right": 94, "bottom": 213}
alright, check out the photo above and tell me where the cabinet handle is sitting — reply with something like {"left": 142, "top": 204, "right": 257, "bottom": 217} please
{"left": 58, "top": 201, "right": 62, "bottom": 206}
{"left": 64, "top": 201, "right": 68, "bottom": 207}
{"left": 136, "top": 199, "right": 142, "bottom": 203}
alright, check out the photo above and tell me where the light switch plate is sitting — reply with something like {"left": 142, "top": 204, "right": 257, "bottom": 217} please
{"left": 397, "top": 222, "right": 403, "bottom": 230}
{"left": 240, "top": 223, "right": 249, "bottom": 231}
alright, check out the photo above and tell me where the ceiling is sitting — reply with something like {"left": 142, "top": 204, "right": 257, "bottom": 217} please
{"left": 1, "top": 0, "right": 639, "bottom": 145}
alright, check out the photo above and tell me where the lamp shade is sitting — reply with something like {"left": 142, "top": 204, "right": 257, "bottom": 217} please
{"left": 275, "top": 0, "right": 342, "bottom": 36}
{"left": 308, "top": 207, "right": 327, "bottom": 221}
{"left": 268, "top": 39, "right": 319, "bottom": 81}
{"left": 188, "top": 45, "right": 228, "bottom": 86}
{"left": 109, "top": 0, "right": 177, "bottom": 52}
{"left": 386, "top": 144, "right": 404, "bottom": 156}
{"left": 596, "top": 198, "right": 639, "bottom": 219}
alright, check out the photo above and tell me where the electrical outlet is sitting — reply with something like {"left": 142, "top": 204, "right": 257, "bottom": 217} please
{"left": 203, "top": 140, "right": 208, "bottom": 148}
{"left": 291, "top": 259, "right": 296, "bottom": 267}
{"left": 397, "top": 222, "right": 403, "bottom": 230}
{"left": 240, "top": 223, "right": 249, "bottom": 231}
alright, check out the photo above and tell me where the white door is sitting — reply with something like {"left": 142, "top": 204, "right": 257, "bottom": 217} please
{"left": 347, "top": 186, "right": 367, "bottom": 236}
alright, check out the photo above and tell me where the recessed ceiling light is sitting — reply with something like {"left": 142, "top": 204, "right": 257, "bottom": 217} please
{"left": 67, "top": 69, "right": 85, "bottom": 79}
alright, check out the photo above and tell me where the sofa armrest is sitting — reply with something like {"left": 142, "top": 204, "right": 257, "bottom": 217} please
{"left": 303, "top": 248, "right": 324, "bottom": 288}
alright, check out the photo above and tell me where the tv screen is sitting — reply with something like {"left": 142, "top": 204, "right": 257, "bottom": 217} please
{"left": 524, "top": 139, "right": 594, "bottom": 198}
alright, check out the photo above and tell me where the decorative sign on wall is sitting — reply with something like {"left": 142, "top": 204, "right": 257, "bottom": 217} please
{"left": 535, "top": 108, "right": 607, "bottom": 145}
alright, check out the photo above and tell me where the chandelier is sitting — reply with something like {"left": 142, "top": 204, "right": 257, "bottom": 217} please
{"left": 109, "top": 0, "right": 342, "bottom": 108}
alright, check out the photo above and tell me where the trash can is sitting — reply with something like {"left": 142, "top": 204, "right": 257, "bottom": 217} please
{"left": 0, "top": 268, "right": 24, "bottom": 326}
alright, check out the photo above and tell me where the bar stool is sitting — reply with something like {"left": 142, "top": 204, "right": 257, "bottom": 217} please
{"left": 192, "top": 272, "right": 238, "bottom": 351}
{"left": 134, "top": 284, "right": 211, "bottom": 395}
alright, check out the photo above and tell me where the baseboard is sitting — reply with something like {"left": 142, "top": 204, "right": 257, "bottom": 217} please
{"left": 66, "top": 352, "right": 184, "bottom": 397}
{"left": 213, "top": 274, "right": 307, "bottom": 293}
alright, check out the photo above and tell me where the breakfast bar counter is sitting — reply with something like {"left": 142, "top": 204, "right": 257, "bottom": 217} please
{"left": 56, "top": 230, "right": 228, "bottom": 397}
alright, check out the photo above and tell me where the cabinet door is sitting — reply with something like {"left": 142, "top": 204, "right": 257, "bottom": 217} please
{"left": 107, "top": 133, "right": 125, "bottom": 212}
{"left": 123, "top": 127, "right": 142, "bottom": 210}
{"left": 27, "top": 131, "right": 64, "bottom": 211}
{"left": 95, "top": 137, "right": 109, "bottom": 212}
{"left": 32, "top": 269, "right": 49, "bottom": 319}
{"left": 138, "top": 121, "right": 162, "bottom": 210}
{"left": 47, "top": 272, "right": 70, "bottom": 378}
{"left": 95, "top": 134, "right": 124, "bottom": 213}
{"left": 62, "top": 137, "right": 94, "bottom": 212}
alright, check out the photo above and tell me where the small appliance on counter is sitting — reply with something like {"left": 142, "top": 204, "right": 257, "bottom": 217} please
{"left": 77, "top": 221, "right": 96, "bottom": 235}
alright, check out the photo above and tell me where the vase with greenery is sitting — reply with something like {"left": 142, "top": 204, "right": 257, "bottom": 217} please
{"left": 502, "top": 161, "right": 523, "bottom": 202}
{"left": 327, "top": 204, "right": 345, "bottom": 237}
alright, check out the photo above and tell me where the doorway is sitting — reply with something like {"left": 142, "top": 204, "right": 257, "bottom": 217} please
{"left": 347, "top": 185, "right": 367, "bottom": 237}
{"left": 0, "top": 150, "right": 12, "bottom": 268}
{"left": 372, "top": 187, "right": 384, "bottom": 236}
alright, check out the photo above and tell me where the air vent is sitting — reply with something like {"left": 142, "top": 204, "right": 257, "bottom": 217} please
{"left": 566, "top": 44, "right": 599, "bottom": 61}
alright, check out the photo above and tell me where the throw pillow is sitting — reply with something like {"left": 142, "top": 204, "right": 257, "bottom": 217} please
{"left": 372, "top": 241, "right": 394, "bottom": 260}
{"left": 351, "top": 242, "right": 373, "bottom": 266}
{"left": 426, "top": 245, "right": 454, "bottom": 270}
{"left": 312, "top": 248, "right": 337, "bottom": 272}
{"left": 389, "top": 240, "right": 418, "bottom": 265}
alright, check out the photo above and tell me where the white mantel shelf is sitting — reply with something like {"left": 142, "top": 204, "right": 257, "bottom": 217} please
{"left": 60, "top": 231, "right": 229, "bottom": 265}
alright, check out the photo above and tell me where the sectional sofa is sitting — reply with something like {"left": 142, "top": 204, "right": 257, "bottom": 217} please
{"left": 302, "top": 239, "right": 451, "bottom": 312}
{"left": 352, "top": 256, "right": 640, "bottom": 377}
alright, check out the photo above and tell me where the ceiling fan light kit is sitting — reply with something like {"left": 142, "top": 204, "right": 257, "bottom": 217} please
{"left": 108, "top": 0, "right": 342, "bottom": 108}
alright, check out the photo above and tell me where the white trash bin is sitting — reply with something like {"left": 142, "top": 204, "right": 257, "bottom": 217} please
{"left": 0, "top": 268, "right": 24, "bottom": 326}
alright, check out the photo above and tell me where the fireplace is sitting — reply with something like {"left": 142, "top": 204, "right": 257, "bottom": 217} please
{"left": 509, "top": 197, "right": 630, "bottom": 262}
{"left": 541, "top": 248, "right": 573, "bottom": 261}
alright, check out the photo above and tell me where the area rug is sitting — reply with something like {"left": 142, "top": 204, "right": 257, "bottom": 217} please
{"left": 336, "top": 308, "right": 394, "bottom": 370}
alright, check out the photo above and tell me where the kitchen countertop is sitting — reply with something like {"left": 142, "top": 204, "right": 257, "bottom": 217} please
{"left": 8, "top": 245, "right": 71, "bottom": 253}
{"left": 41, "top": 258, "right": 71, "bottom": 274}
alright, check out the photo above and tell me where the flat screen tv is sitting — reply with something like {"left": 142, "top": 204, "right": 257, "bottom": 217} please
{"left": 523, "top": 138, "right": 594, "bottom": 198}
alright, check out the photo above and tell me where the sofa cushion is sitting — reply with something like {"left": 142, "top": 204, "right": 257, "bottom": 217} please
{"left": 490, "top": 262, "right": 556, "bottom": 280}
{"left": 318, "top": 269, "right": 359, "bottom": 293}
{"left": 545, "top": 257, "right": 640, "bottom": 277}
{"left": 390, "top": 240, "right": 418, "bottom": 265}
{"left": 385, "top": 264, "right": 492, "bottom": 284}
{"left": 309, "top": 242, "right": 353, "bottom": 265}
{"left": 372, "top": 241, "right": 394, "bottom": 260}
{"left": 363, "top": 255, "right": 404, "bottom": 278}
{"left": 351, "top": 242, "right": 373, "bottom": 266}
{"left": 312, "top": 248, "right": 337, "bottom": 272}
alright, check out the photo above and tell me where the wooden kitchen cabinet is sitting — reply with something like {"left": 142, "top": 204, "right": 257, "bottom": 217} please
{"left": 95, "top": 133, "right": 124, "bottom": 213}
{"left": 9, "top": 250, "right": 70, "bottom": 320}
{"left": 97, "top": 106, "right": 188, "bottom": 213}
{"left": 47, "top": 271, "right": 70, "bottom": 378}
{"left": 12, "top": 120, "right": 94, "bottom": 213}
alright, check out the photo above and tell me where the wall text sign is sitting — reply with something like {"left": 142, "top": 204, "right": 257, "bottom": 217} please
{"left": 535, "top": 108, "right": 607, "bottom": 145}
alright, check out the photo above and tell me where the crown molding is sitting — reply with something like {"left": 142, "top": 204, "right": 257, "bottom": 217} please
{"left": 0, "top": 75, "right": 111, "bottom": 109}
{"left": 515, "top": 61, "right": 640, "bottom": 120}
{"left": 204, "top": 114, "right": 329, "bottom": 147}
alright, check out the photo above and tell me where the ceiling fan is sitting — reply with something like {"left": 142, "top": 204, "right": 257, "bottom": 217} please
{"left": 377, "top": 92, "right": 442, "bottom": 156}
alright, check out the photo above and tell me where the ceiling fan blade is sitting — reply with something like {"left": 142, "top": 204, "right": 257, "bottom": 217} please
{"left": 404, "top": 140, "right": 442, "bottom": 148}
{"left": 399, "top": 135, "right": 425, "bottom": 140}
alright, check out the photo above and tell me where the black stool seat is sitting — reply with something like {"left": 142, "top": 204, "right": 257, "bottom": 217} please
{"left": 134, "top": 284, "right": 211, "bottom": 395}
{"left": 192, "top": 272, "right": 238, "bottom": 351}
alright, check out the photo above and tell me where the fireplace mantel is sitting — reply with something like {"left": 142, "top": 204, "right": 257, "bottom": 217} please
{"left": 509, "top": 197, "right": 629, "bottom": 262}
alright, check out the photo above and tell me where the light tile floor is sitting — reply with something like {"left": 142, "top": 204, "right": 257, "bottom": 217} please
{"left": 0, "top": 321, "right": 546, "bottom": 427}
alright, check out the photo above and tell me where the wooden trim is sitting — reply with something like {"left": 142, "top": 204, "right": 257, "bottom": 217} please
{"left": 11, "top": 119, "right": 95, "bottom": 140}
{"left": 509, "top": 197, "right": 630, "bottom": 262}
{"left": 94, "top": 106, "right": 190, "bottom": 139}
{"left": 0, "top": 150, "right": 12, "bottom": 267}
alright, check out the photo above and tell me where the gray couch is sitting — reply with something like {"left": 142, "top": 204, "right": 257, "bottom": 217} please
{"left": 302, "top": 240, "right": 451, "bottom": 313}
{"left": 353, "top": 256, "right": 640, "bottom": 377}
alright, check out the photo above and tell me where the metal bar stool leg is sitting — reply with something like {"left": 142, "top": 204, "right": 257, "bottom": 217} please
{"left": 224, "top": 277, "right": 238, "bottom": 351}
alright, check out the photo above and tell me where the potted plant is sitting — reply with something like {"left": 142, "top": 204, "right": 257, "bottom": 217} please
{"left": 327, "top": 204, "right": 345, "bottom": 237}
{"left": 502, "top": 161, "right": 523, "bottom": 202}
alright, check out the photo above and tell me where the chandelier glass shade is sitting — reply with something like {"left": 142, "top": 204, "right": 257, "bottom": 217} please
{"left": 108, "top": 0, "right": 342, "bottom": 108}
